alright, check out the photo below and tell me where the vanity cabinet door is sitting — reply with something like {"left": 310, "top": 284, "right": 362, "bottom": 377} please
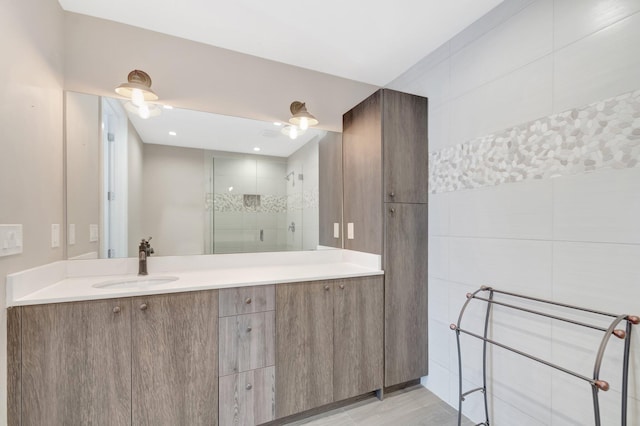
{"left": 21, "top": 299, "right": 131, "bottom": 426}
{"left": 219, "top": 366, "right": 275, "bottom": 425}
{"left": 132, "top": 290, "right": 218, "bottom": 426}
{"left": 219, "top": 311, "right": 275, "bottom": 376}
{"left": 382, "top": 89, "right": 429, "bottom": 204}
{"left": 275, "top": 281, "right": 334, "bottom": 418}
{"left": 219, "top": 285, "right": 275, "bottom": 316}
{"left": 333, "top": 276, "right": 384, "bottom": 401}
{"left": 384, "top": 203, "right": 428, "bottom": 386}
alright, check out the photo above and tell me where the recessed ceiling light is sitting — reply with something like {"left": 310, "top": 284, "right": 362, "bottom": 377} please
{"left": 169, "top": 131, "right": 177, "bottom": 136}
{"left": 273, "top": 122, "right": 282, "bottom": 126}
{"left": 163, "top": 105, "right": 174, "bottom": 110}
{"left": 228, "top": 186, "right": 234, "bottom": 192}
{"left": 253, "top": 147, "right": 261, "bottom": 152}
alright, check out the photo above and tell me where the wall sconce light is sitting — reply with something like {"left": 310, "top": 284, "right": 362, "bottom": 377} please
{"left": 281, "top": 124, "right": 306, "bottom": 140}
{"left": 115, "top": 70, "right": 161, "bottom": 119}
{"left": 288, "top": 101, "right": 318, "bottom": 130}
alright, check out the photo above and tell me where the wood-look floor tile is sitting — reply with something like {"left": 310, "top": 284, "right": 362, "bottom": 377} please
{"left": 283, "top": 386, "right": 473, "bottom": 426}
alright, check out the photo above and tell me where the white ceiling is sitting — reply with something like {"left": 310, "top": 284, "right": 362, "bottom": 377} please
{"left": 58, "top": 0, "right": 503, "bottom": 86}
{"left": 123, "top": 100, "right": 327, "bottom": 157}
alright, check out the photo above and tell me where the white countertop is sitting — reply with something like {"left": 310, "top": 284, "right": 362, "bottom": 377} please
{"left": 7, "top": 250, "right": 383, "bottom": 307}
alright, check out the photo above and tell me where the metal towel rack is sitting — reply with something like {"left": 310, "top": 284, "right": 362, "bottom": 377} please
{"left": 450, "top": 286, "right": 638, "bottom": 426}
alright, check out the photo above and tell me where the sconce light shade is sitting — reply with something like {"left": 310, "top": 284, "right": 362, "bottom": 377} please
{"left": 115, "top": 70, "right": 158, "bottom": 102}
{"left": 288, "top": 101, "right": 318, "bottom": 130}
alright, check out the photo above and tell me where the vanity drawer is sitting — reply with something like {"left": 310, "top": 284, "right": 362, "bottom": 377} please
{"left": 219, "top": 366, "right": 275, "bottom": 425}
{"left": 219, "top": 311, "right": 275, "bottom": 376}
{"left": 219, "top": 285, "right": 275, "bottom": 316}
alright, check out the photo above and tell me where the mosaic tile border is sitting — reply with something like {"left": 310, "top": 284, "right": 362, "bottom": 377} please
{"left": 207, "top": 193, "right": 288, "bottom": 213}
{"left": 429, "top": 89, "right": 640, "bottom": 194}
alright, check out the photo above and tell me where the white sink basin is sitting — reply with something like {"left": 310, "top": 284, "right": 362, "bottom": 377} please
{"left": 93, "top": 276, "right": 179, "bottom": 290}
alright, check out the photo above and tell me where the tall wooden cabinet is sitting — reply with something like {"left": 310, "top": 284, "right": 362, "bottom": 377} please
{"left": 343, "top": 89, "right": 429, "bottom": 387}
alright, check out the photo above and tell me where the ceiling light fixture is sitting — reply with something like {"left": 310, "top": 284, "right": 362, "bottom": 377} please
{"left": 169, "top": 131, "right": 177, "bottom": 136}
{"left": 288, "top": 101, "right": 318, "bottom": 131}
{"left": 253, "top": 147, "right": 261, "bottom": 152}
{"left": 115, "top": 70, "right": 161, "bottom": 119}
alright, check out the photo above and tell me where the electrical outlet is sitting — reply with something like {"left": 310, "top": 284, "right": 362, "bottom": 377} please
{"left": 89, "top": 224, "right": 99, "bottom": 242}
{"left": 51, "top": 224, "right": 60, "bottom": 248}
{"left": 347, "top": 223, "right": 354, "bottom": 240}
{"left": 68, "top": 224, "right": 76, "bottom": 245}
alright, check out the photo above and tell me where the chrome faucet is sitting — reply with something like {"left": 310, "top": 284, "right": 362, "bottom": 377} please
{"left": 138, "top": 237, "right": 154, "bottom": 276}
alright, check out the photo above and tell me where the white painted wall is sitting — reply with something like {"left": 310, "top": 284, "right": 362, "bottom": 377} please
{"left": 0, "top": 0, "right": 65, "bottom": 422}
{"left": 142, "top": 143, "right": 206, "bottom": 256}
{"left": 388, "top": 0, "right": 640, "bottom": 424}
{"left": 62, "top": 12, "right": 378, "bottom": 132}
{"left": 65, "top": 92, "right": 100, "bottom": 259}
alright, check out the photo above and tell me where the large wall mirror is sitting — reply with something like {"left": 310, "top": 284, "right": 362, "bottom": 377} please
{"left": 65, "top": 91, "right": 343, "bottom": 259}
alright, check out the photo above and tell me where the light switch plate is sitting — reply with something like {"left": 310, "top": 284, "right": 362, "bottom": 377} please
{"left": 68, "top": 224, "right": 76, "bottom": 245}
{"left": 333, "top": 223, "right": 340, "bottom": 239}
{"left": 347, "top": 223, "right": 354, "bottom": 240}
{"left": 51, "top": 224, "right": 60, "bottom": 248}
{"left": 0, "top": 224, "right": 23, "bottom": 257}
{"left": 89, "top": 224, "right": 99, "bottom": 242}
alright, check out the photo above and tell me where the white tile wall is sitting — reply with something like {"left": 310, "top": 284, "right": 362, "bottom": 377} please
{"left": 449, "top": 237, "right": 553, "bottom": 296}
{"left": 553, "top": 168, "right": 640, "bottom": 244}
{"left": 552, "top": 241, "right": 640, "bottom": 322}
{"left": 428, "top": 236, "right": 449, "bottom": 280}
{"left": 449, "top": 179, "right": 553, "bottom": 240}
{"left": 449, "top": 0, "right": 553, "bottom": 99}
{"left": 553, "top": 12, "right": 640, "bottom": 113}
{"left": 427, "top": 103, "right": 452, "bottom": 151}
{"left": 428, "top": 192, "right": 450, "bottom": 236}
{"left": 428, "top": 279, "right": 450, "bottom": 322}
{"left": 390, "top": 0, "right": 640, "bottom": 423}
{"left": 429, "top": 318, "right": 452, "bottom": 368}
{"left": 450, "top": 54, "right": 554, "bottom": 144}
{"left": 553, "top": 0, "right": 640, "bottom": 50}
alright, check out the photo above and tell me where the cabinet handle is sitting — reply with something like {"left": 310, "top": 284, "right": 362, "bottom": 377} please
{"left": 324, "top": 285, "right": 330, "bottom": 291}
{"left": 246, "top": 384, "right": 252, "bottom": 390}
{"left": 112, "top": 306, "right": 121, "bottom": 314}
{"left": 140, "top": 303, "right": 148, "bottom": 311}
{"left": 389, "top": 192, "right": 395, "bottom": 198}
{"left": 339, "top": 284, "right": 345, "bottom": 290}
{"left": 389, "top": 208, "right": 395, "bottom": 215}
{"left": 246, "top": 326, "right": 252, "bottom": 332}
{"left": 245, "top": 297, "right": 252, "bottom": 305}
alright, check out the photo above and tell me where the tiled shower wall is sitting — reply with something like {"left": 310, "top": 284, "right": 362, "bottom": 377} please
{"left": 388, "top": 0, "right": 640, "bottom": 424}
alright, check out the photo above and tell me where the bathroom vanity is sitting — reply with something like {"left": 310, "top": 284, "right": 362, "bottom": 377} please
{"left": 7, "top": 251, "right": 383, "bottom": 425}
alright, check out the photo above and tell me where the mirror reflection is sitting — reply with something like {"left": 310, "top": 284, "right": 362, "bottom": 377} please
{"left": 65, "top": 91, "right": 342, "bottom": 259}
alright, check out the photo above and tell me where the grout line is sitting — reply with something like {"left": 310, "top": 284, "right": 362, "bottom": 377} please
{"left": 552, "top": 7, "right": 640, "bottom": 54}
{"left": 428, "top": 234, "right": 640, "bottom": 247}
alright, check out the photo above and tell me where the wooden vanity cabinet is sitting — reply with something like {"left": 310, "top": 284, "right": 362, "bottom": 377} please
{"left": 218, "top": 285, "right": 276, "bottom": 425}
{"left": 19, "top": 298, "right": 132, "bottom": 426}
{"left": 275, "top": 276, "right": 384, "bottom": 419}
{"left": 11, "top": 290, "right": 219, "bottom": 426}
{"left": 275, "top": 280, "right": 334, "bottom": 418}
{"left": 333, "top": 276, "right": 384, "bottom": 401}
{"left": 132, "top": 291, "right": 218, "bottom": 426}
